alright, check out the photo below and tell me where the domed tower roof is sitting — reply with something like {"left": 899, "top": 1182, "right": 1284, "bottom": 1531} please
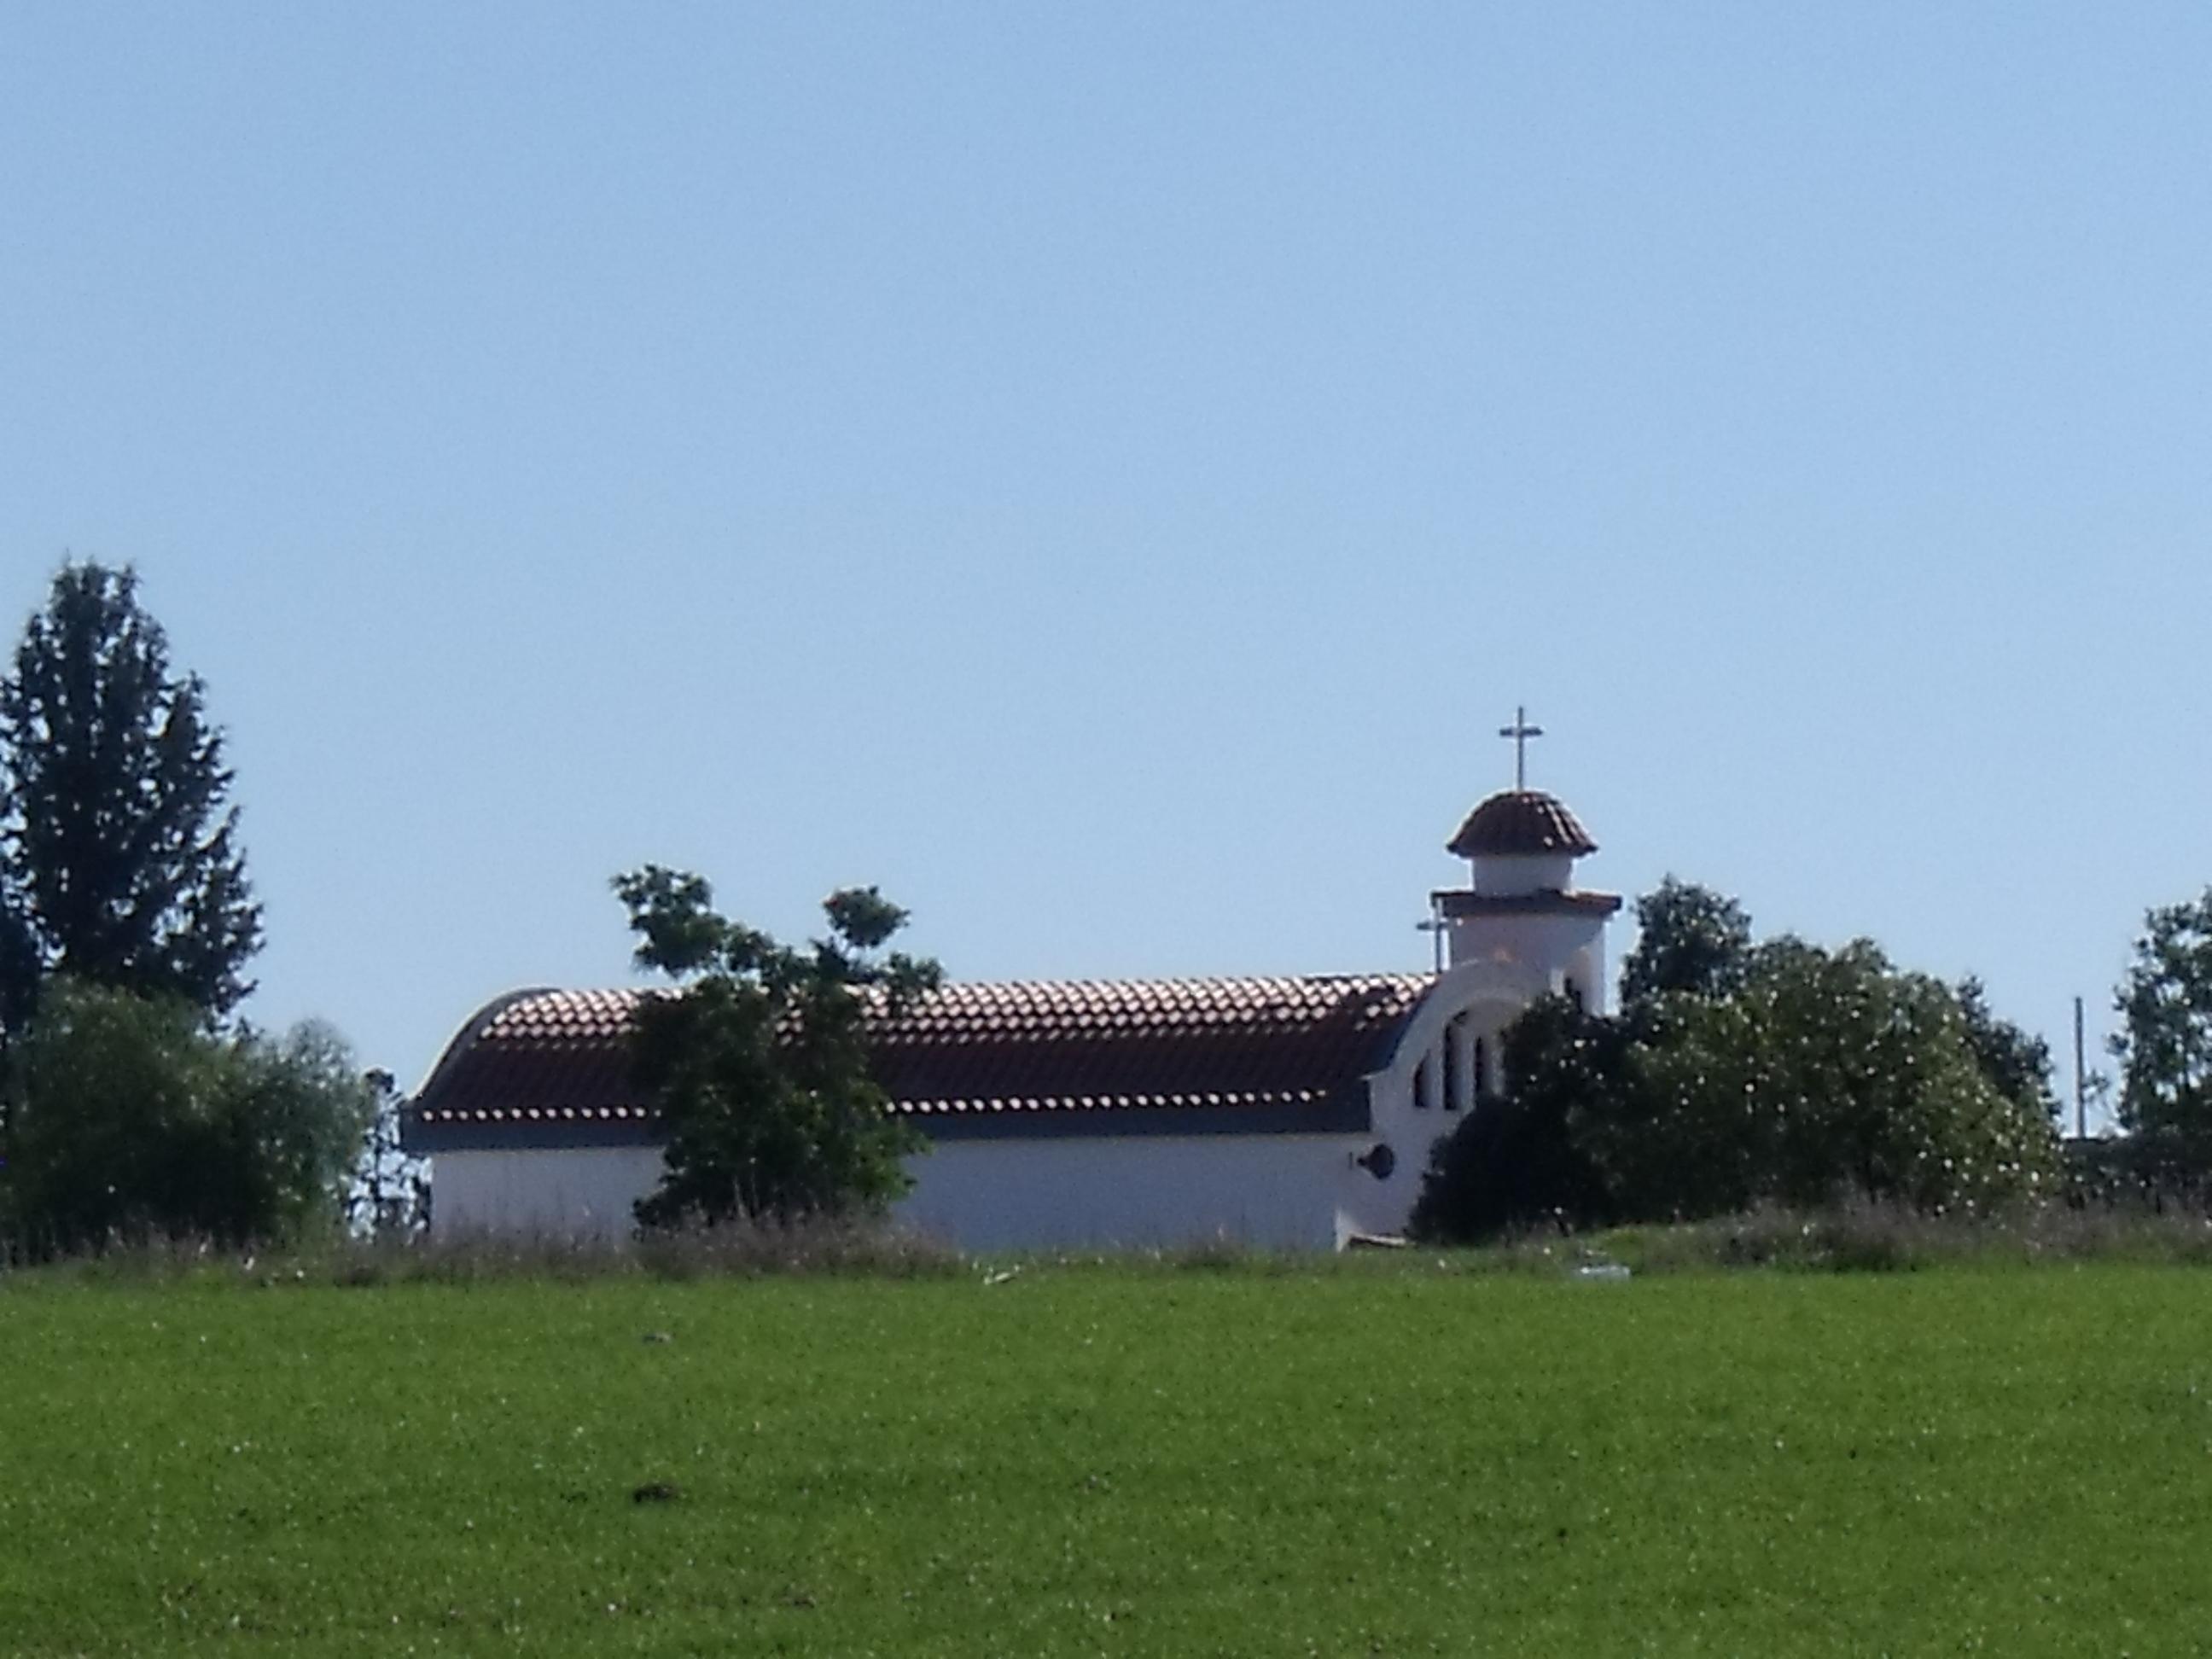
{"left": 1446, "top": 789, "right": 1598, "bottom": 859}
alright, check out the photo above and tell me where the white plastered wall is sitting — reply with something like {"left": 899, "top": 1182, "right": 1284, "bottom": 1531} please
{"left": 428, "top": 1133, "right": 1364, "bottom": 1250}
{"left": 430, "top": 1146, "right": 666, "bottom": 1241}
{"left": 1445, "top": 909, "right": 1610, "bottom": 1015}
{"left": 1469, "top": 853, "right": 1575, "bottom": 896}
{"left": 896, "top": 1132, "right": 1362, "bottom": 1252}
{"left": 1337, "top": 958, "right": 1550, "bottom": 1241}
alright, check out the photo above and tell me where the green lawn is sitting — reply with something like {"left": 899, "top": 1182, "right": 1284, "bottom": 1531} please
{"left": 3, "top": 1263, "right": 2207, "bottom": 1655}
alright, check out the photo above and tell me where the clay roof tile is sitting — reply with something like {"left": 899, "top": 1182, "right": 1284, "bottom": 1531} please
{"left": 1446, "top": 790, "right": 1598, "bottom": 859}
{"left": 411, "top": 972, "right": 1432, "bottom": 1138}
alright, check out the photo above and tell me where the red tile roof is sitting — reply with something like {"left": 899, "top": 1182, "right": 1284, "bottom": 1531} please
{"left": 405, "top": 975, "right": 1430, "bottom": 1148}
{"left": 1446, "top": 790, "right": 1598, "bottom": 859}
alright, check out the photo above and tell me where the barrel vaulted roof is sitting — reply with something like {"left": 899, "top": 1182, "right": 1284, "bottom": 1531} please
{"left": 405, "top": 974, "right": 1432, "bottom": 1150}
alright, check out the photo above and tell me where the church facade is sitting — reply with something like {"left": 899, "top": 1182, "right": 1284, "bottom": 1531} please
{"left": 402, "top": 782, "right": 1619, "bottom": 1250}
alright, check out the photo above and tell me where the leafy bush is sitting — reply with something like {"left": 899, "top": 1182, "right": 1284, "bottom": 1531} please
{"left": 1593, "top": 940, "right": 2058, "bottom": 1219}
{"left": 2, "top": 978, "right": 373, "bottom": 1254}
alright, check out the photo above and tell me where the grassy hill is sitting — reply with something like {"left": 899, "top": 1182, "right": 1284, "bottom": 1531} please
{"left": 3, "top": 1260, "right": 2206, "bottom": 1654}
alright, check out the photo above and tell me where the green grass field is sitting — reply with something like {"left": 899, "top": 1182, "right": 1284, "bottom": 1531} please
{"left": 4, "top": 1262, "right": 2209, "bottom": 1656}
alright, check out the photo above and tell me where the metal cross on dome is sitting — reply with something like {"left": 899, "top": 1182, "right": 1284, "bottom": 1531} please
{"left": 1499, "top": 705, "right": 1544, "bottom": 790}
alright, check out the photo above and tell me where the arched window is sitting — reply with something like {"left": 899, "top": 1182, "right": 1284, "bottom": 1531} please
{"left": 1441, "top": 1021, "right": 1461, "bottom": 1112}
{"left": 1413, "top": 1055, "right": 1432, "bottom": 1109}
{"left": 1473, "top": 1037, "right": 1490, "bottom": 1099}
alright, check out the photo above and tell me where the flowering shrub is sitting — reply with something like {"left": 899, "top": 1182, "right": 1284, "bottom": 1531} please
{"left": 1411, "top": 888, "right": 2062, "bottom": 1243}
{"left": 1590, "top": 940, "right": 2060, "bottom": 1219}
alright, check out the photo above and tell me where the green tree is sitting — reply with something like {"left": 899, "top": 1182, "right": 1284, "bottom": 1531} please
{"left": 2111, "top": 888, "right": 2212, "bottom": 1165}
{"left": 0, "top": 562, "right": 261, "bottom": 1039}
{"left": 1590, "top": 940, "right": 2057, "bottom": 1218}
{"left": 346, "top": 1069, "right": 431, "bottom": 1238}
{"left": 613, "top": 866, "right": 942, "bottom": 1228}
{"left": 1619, "top": 876, "right": 1754, "bottom": 1011}
{"left": 1568, "top": 989, "right": 1772, "bottom": 1220}
{"left": 3, "top": 978, "right": 374, "bottom": 1252}
{"left": 1953, "top": 975, "right": 2058, "bottom": 1125}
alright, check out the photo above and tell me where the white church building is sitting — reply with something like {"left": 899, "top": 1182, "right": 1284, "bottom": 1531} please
{"left": 403, "top": 762, "right": 1620, "bottom": 1252}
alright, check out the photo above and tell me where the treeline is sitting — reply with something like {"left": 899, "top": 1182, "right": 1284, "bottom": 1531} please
{"left": 0, "top": 563, "right": 413, "bottom": 1256}
{"left": 1412, "top": 877, "right": 2212, "bottom": 1242}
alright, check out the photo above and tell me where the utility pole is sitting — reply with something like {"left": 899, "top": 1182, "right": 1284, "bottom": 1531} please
{"left": 2073, "top": 995, "right": 2088, "bottom": 1139}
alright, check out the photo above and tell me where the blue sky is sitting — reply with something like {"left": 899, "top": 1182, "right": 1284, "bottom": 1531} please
{"left": 4, "top": 4, "right": 2207, "bottom": 1122}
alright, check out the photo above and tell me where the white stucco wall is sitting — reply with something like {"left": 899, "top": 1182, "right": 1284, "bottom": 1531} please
{"left": 1469, "top": 852, "right": 1575, "bottom": 896}
{"left": 1569, "top": 934, "right": 1609, "bottom": 1015}
{"left": 897, "top": 1133, "right": 1362, "bottom": 1252}
{"left": 1343, "top": 958, "right": 1547, "bottom": 1239}
{"left": 431, "top": 1145, "right": 666, "bottom": 1240}
{"left": 427, "top": 1132, "right": 1369, "bottom": 1251}
{"left": 1445, "top": 908, "right": 1611, "bottom": 1014}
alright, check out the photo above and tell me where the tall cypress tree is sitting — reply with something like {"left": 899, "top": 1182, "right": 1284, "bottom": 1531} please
{"left": 0, "top": 562, "right": 262, "bottom": 1036}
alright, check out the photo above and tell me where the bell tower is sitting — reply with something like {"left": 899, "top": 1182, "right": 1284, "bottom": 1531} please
{"left": 1430, "top": 708, "right": 1622, "bottom": 1012}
